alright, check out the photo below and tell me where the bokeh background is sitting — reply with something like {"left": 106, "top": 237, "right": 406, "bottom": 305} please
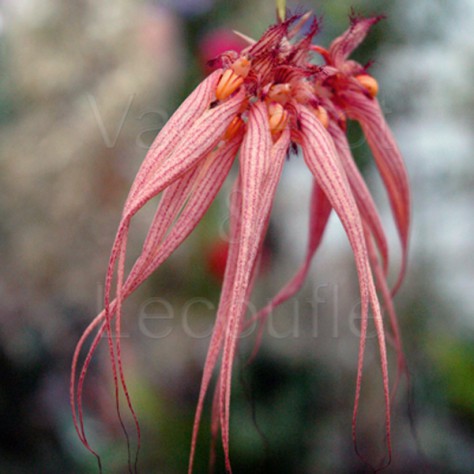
{"left": 1, "top": 0, "right": 473, "bottom": 472}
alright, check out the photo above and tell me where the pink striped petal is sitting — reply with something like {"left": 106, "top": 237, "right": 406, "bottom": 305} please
{"left": 298, "top": 105, "right": 391, "bottom": 465}
{"left": 72, "top": 131, "right": 243, "bottom": 463}
{"left": 188, "top": 176, "right": 243, "bottom": 474}
{"left": 343, "top": 92, "right": 410, "bottom": 294}
{"left": 215, "top": 104, "right": 288, "bottom": 473}
{"left": 189, "top": 127, "right": 290, "bottom": 473}
{"left": 97, "top": 92, "right": 245, "bottom": 456}
{"left": 364, "top": 224, "right": 406, "bottom": 399}
{"left": 128, "top": 69, "right": 222, "bottom": 200}
{"left": 219, "top": 102, "right": 272, "bottom": 472}
{"left": 126, "top": 89, "right": 245, "bottom": 214}
{"left": 103, "top": 89, "right": 246, "bottom": 355}
{"left": 329, "top": 121, "right": 389, "bottom": 274}
{"left": 130, "top": 135, "right": 243, "bottom": 292}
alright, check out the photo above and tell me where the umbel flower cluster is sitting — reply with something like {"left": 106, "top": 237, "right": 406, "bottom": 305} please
{"left": 71, "top": 12, "right": 410, "bottom": 473}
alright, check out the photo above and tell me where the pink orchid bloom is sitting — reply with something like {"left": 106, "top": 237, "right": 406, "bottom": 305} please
{"left": 71, "top": 12, "right": 410, "bottom": 473}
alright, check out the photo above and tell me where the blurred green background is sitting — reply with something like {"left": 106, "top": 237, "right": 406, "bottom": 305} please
{"left": 1, "top": 0, "right": 473, "bottom": 472}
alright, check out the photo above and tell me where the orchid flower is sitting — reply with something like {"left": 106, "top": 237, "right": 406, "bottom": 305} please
{"left": 71, "top": 11, "right": 410, "bottom": 473}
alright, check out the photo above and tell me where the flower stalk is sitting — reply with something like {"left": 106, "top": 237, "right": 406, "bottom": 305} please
{"left": 276, "top": 0, "right": 286, "bottom": 21}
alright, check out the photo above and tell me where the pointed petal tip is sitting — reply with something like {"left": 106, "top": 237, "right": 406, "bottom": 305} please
{"left": 349, "top": 8, "right": 386, "bottom": 26}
